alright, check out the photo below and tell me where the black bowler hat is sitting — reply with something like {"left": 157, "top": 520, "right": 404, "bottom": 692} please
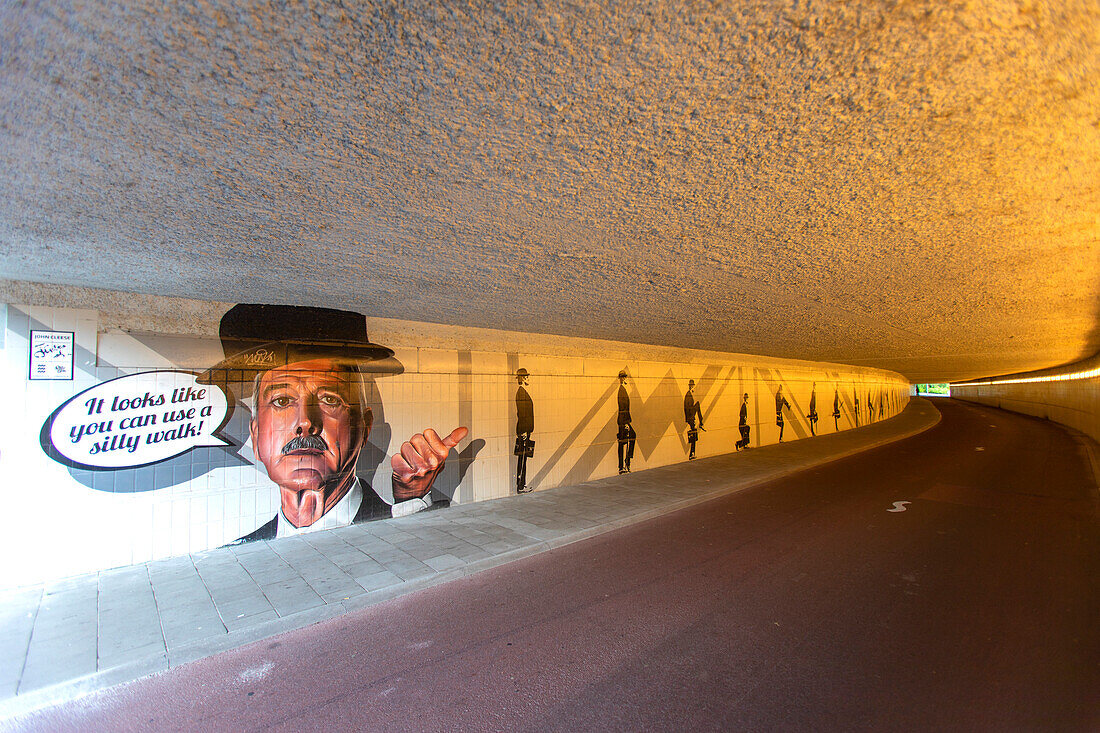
{"left": 197, "top": 304, "right": 403, "bottom": 393}
{"left": 516, "top": 368, "right": 529, "bottom": 378}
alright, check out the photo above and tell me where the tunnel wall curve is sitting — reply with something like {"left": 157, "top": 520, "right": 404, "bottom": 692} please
{"left": 951, "top": 351, "right": 1100, "bottom": 446}
{"left": 1, "top": 281, "right": 909, "bottom": 586}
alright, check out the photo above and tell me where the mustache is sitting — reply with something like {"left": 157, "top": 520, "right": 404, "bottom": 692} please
{"left": 281, "top": 434, "right": 329, "bottom": 455}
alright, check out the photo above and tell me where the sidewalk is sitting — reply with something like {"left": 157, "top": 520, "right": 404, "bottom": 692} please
{"left": 0, "top": 399, "right": 940, "bottom": 717}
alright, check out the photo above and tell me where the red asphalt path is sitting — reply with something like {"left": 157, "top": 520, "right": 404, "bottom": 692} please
{"left": 9, "top": 399, "right": 1100, "bottom": 731}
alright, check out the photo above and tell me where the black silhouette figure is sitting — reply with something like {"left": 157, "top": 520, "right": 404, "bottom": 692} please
{"left": 808, "top": 382, "right": 818, "bottom": 437}
{"left": 854, "top": 392, "right": 861, "bottom": 426}
{"left": 868, "top": 390, "right": 876, "bottom": 422}
{"left": 775, "top": 385, "right": 792, "bottom": 443}
{"left": 832, "top": 387, "right": 841, "bottom": 431}
{"left": 684, "top": 379, "right": 704, "bottom": 460}
{"left": 514, "top": 368, "right": 534, "bottom": 494}
{"left": 617, "top": 370, "right": 636, "bottom": 474}
{"left": 736, "top": 393, "right": 752, "bottom": 451}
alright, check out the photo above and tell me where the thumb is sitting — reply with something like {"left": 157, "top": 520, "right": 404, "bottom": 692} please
{"left": 442, "top": 426, "right": 469, "bottom": 448}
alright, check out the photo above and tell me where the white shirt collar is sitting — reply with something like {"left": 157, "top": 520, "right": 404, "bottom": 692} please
{"left": 275, "top": 478, "right": 363, "bottom": 538}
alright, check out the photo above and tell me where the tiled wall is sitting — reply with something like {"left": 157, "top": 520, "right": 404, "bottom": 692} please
{"left": 952, "top": 353, "right": 1100, "bottom": 446}
{"left": 2, "top": 303, "right": 909, "bottom": 587}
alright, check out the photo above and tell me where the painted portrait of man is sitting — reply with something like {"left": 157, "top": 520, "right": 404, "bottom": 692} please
{"left": 200, "top": 304, "right": 467, "bottom": 541}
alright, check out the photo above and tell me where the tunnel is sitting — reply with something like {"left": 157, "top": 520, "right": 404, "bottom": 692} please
{"left": 0, "top": 1, "right": 1098, "bottom": 728}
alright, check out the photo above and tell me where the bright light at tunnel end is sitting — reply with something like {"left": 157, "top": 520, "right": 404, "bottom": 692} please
{"left": 952, "top": 366, "right": 1100, "bottom": 388}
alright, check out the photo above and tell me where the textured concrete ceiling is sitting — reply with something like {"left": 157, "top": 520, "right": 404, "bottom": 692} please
{"left": 1, "top": 1, "right": 1098, "bottom": 383}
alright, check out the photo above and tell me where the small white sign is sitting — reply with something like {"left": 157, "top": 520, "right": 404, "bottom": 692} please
{"left": 29, "top": 330, "right": 74, "bottom": 380}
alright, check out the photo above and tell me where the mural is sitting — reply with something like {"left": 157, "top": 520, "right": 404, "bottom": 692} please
{"left": 514, "top": 368, "right": 534, "bottom": 494}
{"left": 42, "top": 305, "right": 467, "bottom": 541}
{"left": 2, "top": 301, "right": 911, "bottom": 585}
{"left": 832, "top": 386, "right": 841, "bottom": 431}
{"left": 616, "top": 370, "right": 636, "bottom": 474}
{"left": 683, "top": 379, "right": 704, "bottom": 460}
{"left": 42, "top": 370, "right": 231, "bottom": 471}
{"left": 808, "top": 382, "right": 818, "bottom": 436}
{"left": 735, "top": 392, "right": 752, "bottom": 450}
{"left": 775, "top": 385, "right": 791, "bottom": 443}
{"left": 201, "top": 305, "right": 466, "bottom": 538}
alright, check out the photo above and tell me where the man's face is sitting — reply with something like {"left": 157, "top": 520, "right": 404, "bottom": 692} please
{"left": 249, "top": 358, "right": 369, "bottom": 528}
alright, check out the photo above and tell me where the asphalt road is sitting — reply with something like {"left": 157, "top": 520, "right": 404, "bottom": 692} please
{"left": 11, "top": 399, "right": 1100, "bottom": 731}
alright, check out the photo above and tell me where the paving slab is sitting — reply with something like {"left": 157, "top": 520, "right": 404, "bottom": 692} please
{"left": 0, "top": 399, "right": 940, "bottom": 718}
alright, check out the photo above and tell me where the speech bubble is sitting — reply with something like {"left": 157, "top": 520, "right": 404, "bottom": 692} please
{"left": 41, "top": 371, "right": 233, "bottom": 470}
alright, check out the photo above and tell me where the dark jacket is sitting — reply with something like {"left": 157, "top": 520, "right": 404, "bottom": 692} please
{"left": 684, "top": 390, "right": 702, "bottom": 424}
{"left": 617, "top": 384, "right": 632, "bottom": 426}
{"left": 515, "top": 386, "right": 534, "bottom": 435}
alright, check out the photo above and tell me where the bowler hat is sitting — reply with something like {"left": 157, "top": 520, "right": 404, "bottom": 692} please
{"left": 198, "top": 304, "right": 402, "bottom": 393}
{"left": 516, "top": 368, "right": 529, "bottom": 378}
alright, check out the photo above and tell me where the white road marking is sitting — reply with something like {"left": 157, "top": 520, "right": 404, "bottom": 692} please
{"left": 236, "top": 661, "right": 275, "bottom": 684}
{"left": 975, "top": 447, "right": 985, "bottom": 451}
{"left": 888, "top": 501, "right": 911, "bottom": 512}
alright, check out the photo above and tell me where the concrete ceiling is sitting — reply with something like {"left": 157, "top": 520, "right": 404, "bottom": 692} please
{"left": 1, "top": 1, "right": 1098, "bottom": 383}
